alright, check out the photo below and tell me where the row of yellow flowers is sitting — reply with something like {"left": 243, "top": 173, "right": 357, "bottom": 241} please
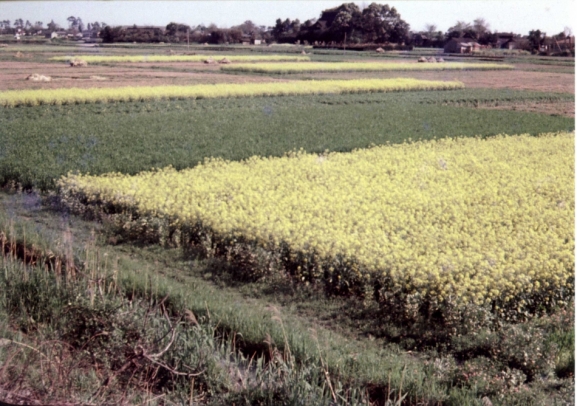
{"left": 221, "top": 61, "right": 515, "bottom": 74}
{"left": 50, "top": 54, "right": 310, "bottom": 63}
{"left": 57, "top": 132, "right": 574, "bottom": 314}
{"left": 0, "top": 78, "right": 464, "bottom": 107}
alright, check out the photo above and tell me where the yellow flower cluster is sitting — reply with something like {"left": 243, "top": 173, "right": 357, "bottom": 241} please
{"left": 58, "top": 132, "right": 574, "bottom": 308}
{"left": 221, "top": 61, "right": 515, "bottom": 74}
{"left": 0, "top": 78, "right": 464, "bottom": 107}
{"left": 50, "top": 54, "right": 310, "bottom": 63}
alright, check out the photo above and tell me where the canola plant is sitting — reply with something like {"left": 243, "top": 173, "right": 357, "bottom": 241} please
{"left": 58, "top": 132, "right": 574, "bottom": 312}
{"left": 0, "top": 78, "right": 463, "bottom": 107}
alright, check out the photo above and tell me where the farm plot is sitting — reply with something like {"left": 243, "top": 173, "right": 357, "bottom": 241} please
{"left": 58, "top": 132, "right": 574, "bottom": 316}
{"left": 1, "top": 90, "right": 573, "bottom": 190}
{"left": 50, "top": 54, "right": 310, "bottom": 63}
{"left": 0, "top": 78, "right": 463, "bottom": 106}
{"left": 221, "top": 61, "right": 514, "bottom": 74}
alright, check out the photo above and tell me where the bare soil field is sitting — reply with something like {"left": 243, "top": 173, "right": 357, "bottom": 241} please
{"left": 0, "top": 61, "right": 289, "bottom": 91}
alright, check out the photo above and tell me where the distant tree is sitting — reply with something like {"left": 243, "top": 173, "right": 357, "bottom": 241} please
{"left": 478, "top": 31, "right": 499, "bottom": 46}
{"left": 361, "top": 3, "right": 409, "bottom": 43}
{"left": 67, "top": 16, "right": 77, "bottom": 29}
{"left": 528, "top": 29, "right": 545, "bottom": 50}
{"left": 25, "top": 20, "right": 32, "bottom": 29}
{"left": 472, "top": 18, "right": 490, "bottom": 38}
{"left": 15, "top": 18, "right": 24, "bottom": 28}
{"left": 208, "top": 28, "right": 228, "bottom": 44}
{"left": 100, "top": 25, "right": 119, "bottom": 43}
{"left": 563, "top": 26, "right": 572, "bottom": 37}
{"left": 424, "top": 23, "right": 437, "bottom": 37}
{"left": 47, "top": 20, "right": 58, "bottom": 31}
{"left": 87, "top": 22, "right": 92, "bottom": 31}
{"left": 235, "top": 20, "right": 257, "bottom": 36}
{"left": 34, "top": 21, "right": 43, "bottom": 29}
{"left": 228, "top": 28, "right": 243, "bottom": 43}
{"left": 445, "top": 20, "right": 473, "bottom": 40}
{"left": 77, "top": 17, "right": 84, "bottom": 32}
{"left": 166, "top": 22, "right": 178, "bottom": 36}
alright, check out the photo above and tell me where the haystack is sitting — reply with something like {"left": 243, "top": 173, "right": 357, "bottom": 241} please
{"left": 218, "top": 57, "right": 231, "bottom": 64}
{"left": 203, "top": 57, "right": 215, "bottom": 64}
{"left": 26, "top": 73, "right": 52, "bottom": 82}
{"left": 90, "top": 75, "right": 107, "bottom": 81}
{"left": 417, "top": 56, "right": 427, "bottom": 63}
{"left": 436, "top": 57, "right": 445, "bottom": 63}
{"left": 70, "top": 58, "right": 88, "bottom": 67}
{"left": 301, "top": 50, "right": 307, "bottom": 55}
{"left": 14, "top": 51, "right": 23, "bottom": 58}
{"left": 427, "top": 57, "right": 437, "bottom": 63}
{"left": 375, "top": 47, "right": 385, "bottom": 53}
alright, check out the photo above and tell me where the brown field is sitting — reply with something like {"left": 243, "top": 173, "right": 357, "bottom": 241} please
{"left": 0, "top": 61, "right": 289, "bottom": 91}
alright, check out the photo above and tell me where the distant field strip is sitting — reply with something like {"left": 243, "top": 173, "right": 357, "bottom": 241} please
{"left": 0, "top": 78, "right": 464, "bottom": 106}
{"left": 59, "top": 132, "right": 574, "bottom": 312}
{"left": 50, "top": 54, "right": 310, "bottom": 63}
{"left": 221, "top": 61, "right": 515, "bottom": 73}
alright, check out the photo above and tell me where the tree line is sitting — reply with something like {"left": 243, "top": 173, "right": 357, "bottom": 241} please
{"left": 3, "top": 3, "right": 573, "bottom": 53}
{"left": 0, "top": 17, "right": 106, "bottom": 35}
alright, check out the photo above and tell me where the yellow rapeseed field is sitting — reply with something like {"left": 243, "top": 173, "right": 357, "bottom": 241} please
{"left": 58, "top": 132, "right": 574, "bottom": 310}
{"left": 0, "top": 78, "right": 464, "bottom": 107}
{"left": 50, "top": 54, "right": 310, "bottom": 63}
{"left": 221, "top": 61, "right": 515, "bottom": 74}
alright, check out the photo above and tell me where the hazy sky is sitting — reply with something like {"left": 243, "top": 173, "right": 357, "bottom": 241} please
{"left": 1, "top": 1, "right": 574, "bottom": 35}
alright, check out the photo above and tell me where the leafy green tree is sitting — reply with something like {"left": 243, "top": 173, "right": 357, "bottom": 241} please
{"left": 361, "top": 3, "right": 408, "bottom": 43}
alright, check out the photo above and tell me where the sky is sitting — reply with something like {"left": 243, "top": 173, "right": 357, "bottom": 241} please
{"left": 0, "top": 1, "right": 574, "bottom": 35}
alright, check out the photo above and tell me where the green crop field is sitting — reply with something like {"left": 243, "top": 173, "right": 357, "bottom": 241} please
{"left": 0, "top": 89, "right": 573, "bottom": 190}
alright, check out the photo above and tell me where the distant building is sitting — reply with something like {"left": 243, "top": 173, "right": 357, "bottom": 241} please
{"left": 444, "top": 38, "right": 481, "bottom": 53}
{"left": 412, "top": 33, "right": 429, "bottom": 47}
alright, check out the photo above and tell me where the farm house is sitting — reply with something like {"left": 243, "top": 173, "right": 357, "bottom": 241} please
{"left": 443, "top": 38, "right": 481, "bottom": 53}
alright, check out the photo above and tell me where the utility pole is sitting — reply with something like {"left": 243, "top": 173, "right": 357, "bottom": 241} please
{"left": 187, "top": 28, "right": 190, "bottom": 50}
